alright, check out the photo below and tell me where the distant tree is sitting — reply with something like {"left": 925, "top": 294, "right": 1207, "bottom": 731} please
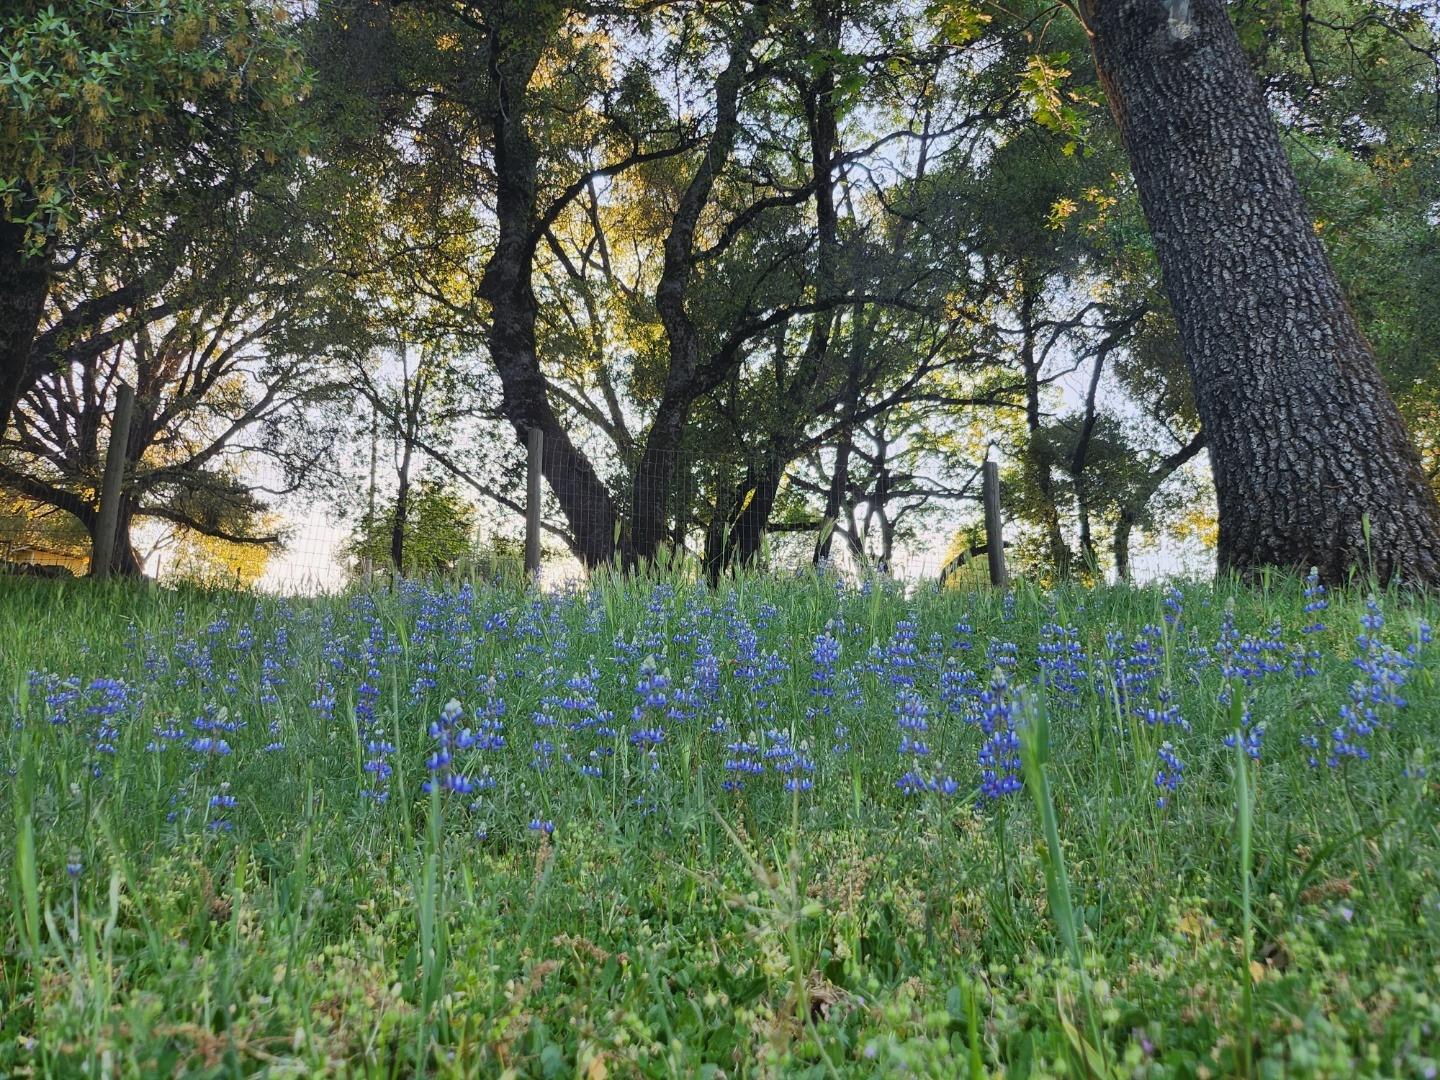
{"left": 154, "top": 519, "right": 278, "bottom": 589}
{"left": 319, "top": 0, "right": 662, "bottom": 566}
{"left": 339, "top": 338, "right": 487, "bottom": 573}
{"left": 0, "top": 171, "right": 353, "bottom": 575}
{"left": 0, "top": 0, "right": 309, "bottom": 441}
{"left": 329, "top": 0, "right": 990, "bottom": 570}
{"left": 344, "top": 479, "right": 476, "bottom": 578}
{"left": 0, "top": 491, "right": 88, "bottom": 570}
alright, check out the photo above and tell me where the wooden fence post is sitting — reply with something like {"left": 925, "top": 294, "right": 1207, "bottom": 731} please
{"left": 982, "top": 458, "right": 1009, "bottom": 589}
{"left": 91, "top": 383, "right": 135, "bottom": 579}
{"left": 525, "top": 426, "right": 543, "bottom": 580}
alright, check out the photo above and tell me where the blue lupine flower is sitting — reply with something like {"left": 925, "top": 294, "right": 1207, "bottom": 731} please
{"left": 1138, "top": 688, "right": 1188, "bottom": 731}
{"left": 811, "top": 630, "right": 842, "bottom": 702}
{"left": 1162, "top": 587, "right": 1184, "bottom": 629}
{"left": 723, "top": 739, "right": 765, "bottom": 791}
{"left": 1321, "top": 600, "right": 1418, "bottom": 768}
{"left": 1302, "top": 569, "right": 1328, "bottom": 634}
{"left": 884, "top": 619, "right": 919, "bottom": 688}
{"left": 1223, "top": 707, "right": 1264, "bottom": 761}
{"left": 423, "top": 698, "right": 466, "bottom": 795}
{"left": 978, "top": 727, "right": 1023, "bottom": 801}
{"left": 984, "top": 638, "right": 1019, "bottom": 675}
{"left": 952, "top": 618, "right": 975, "bottom": 652}
{"left": 977, "top": 669, "right": 1022, "bottom": 803}
{"left": 84, "top": 676, "right": 134, "bottom": 771}
{"left": 940, "top": 661, "right": 980, "bottom": 722}
{"left": 1037, "top": 623, "right": 1086, "bottom": 703}
{"left": 1155, "top": 742, "right": 1185, "bottom": 808}
{"left": 632, "top": 657, "right": 670, "bottom": 717}
{"left": 310, "top": 677, "right": 337, "bottom": 721}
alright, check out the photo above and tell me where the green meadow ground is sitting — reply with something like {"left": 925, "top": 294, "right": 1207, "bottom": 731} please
{"left": 1, "top": 572, "right": 1439, "bottom": 1078}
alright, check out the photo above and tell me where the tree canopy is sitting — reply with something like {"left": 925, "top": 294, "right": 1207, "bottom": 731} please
{"left": 2, "top": 0, "right": 1437, "bottom": 583}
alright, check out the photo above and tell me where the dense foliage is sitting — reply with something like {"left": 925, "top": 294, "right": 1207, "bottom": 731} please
{"left": 344, "top": 480, "right": 479, "bottom": 577}
{"left": 4, "top": 0, "right": 1436, "bottom": 582}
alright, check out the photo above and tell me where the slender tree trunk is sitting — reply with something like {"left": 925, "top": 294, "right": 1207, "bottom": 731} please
{"left": 1114, "top": 508, "right": 1135, "bottom": 582}
{"left": 368, "top": 400, "right": 378, "bottom": 521}
{"left": 391, "top": 439, "right": 413, "bottom": 572}
{"left": 814, "top": 314, "right": 879, "bottom": 565}
{"left": 669, "top": 505, "right": 688, "bottom": 554}
{"left": 1085, "top": 0, "right": 1440, "bottom": 585}
{"left": 1019, "top": 281, "right": 1072, "bottom": 577}
{"left": 1077, "top": 497, "right": 1098, "bottom": 573}
{"left": 1069, "top": 332, "right": 1118, "bottom": 580}
{"left": 113, "top": 503, "right": 142, "bottom": 577}
{"left": 1113, "top": 429, "right": 1206, "bottom": 582}
{"left": 0, "top": 218, "right": 49, "bottom": 444}
{"left": 703, "top": 478, "right": 738, "bottom": 584}
{"left": 815, "top": 433, "right": 851, "bottom": 563}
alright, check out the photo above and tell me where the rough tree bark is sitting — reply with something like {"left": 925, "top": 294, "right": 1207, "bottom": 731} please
{"left": 1084, "top": 0, "right": 1440, "bottom": 585}
{"left": 633, "top": 20, "right": 760, "bottom": 562}
{"left": 0, "top": 217, "right": 50, "bottom": 444}
{"left": 478, "top": 16, "right": 624, "bottom": 569}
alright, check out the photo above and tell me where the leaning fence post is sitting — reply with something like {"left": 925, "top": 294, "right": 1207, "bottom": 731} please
{"left": 525, "top": 425, "right": 543, "bottom": 581}
{"left": 982, "top": 458, "right": 1009, "bottom": 589}
{"left": 92, "top": 383, "right": 136, "bottom": 579}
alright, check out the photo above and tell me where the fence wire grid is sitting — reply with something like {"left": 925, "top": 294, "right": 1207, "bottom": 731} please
{"left": 1, "top": 440, "right": 1214, "bottom": 594}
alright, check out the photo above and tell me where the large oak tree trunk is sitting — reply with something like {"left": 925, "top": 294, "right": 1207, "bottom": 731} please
{"left": 0, "top": 218, "right": 49, "bottom": 444}
{"left": 482, "top": 231, "right": 622, "bottom": 568}
{"left": 635, "top": 20, "right": 760, "bottom": 563}
{"left": 479, "top": 19, "right": 623, "bottom": 570}
{"left": 1085, "top": 0, "right": 1440, "bottom": 585}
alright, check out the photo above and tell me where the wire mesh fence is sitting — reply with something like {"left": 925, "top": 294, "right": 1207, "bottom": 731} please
{"left": 1, "top": 437, "right": 1216, "bottom": 594}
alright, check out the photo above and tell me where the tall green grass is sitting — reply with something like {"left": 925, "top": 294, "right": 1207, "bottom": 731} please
{"left": 0, "top": 571, "right": 1437, "bottom": 1077}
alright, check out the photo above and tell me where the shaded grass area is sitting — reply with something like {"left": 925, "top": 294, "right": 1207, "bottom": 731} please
{"left": 2, "top": 572, "right": 1439, "bottom": 1077}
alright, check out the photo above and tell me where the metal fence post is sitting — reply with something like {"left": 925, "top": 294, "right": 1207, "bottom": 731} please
{"left": 525, "top": 426, "right": 543, "bottom": 580}
{"left": 982, "top": 458, "right": 1009, "bottom": 589}
{"left": 91, "top": 383, "right": 135, "bottom": 579}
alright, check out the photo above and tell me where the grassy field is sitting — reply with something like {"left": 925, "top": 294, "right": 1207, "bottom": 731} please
{"left": 2, "top": 571, "right": 1438, "bottom": 1078}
